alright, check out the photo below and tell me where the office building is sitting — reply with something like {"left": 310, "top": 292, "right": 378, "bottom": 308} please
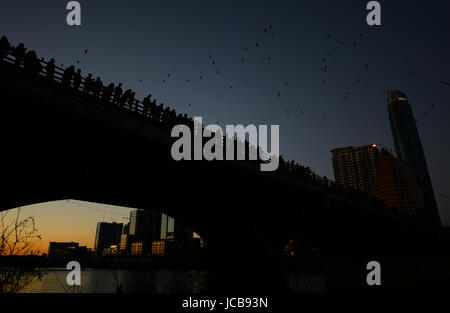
{"left": 119, "top": 223, "right": 132, "bottom": 254}
{"left": 387, "top": 90, "right": 441, "bottom": 226}
{"left": 131, "top": 242, "right": 145, "bottom": 256}
{"left": 160, "top": 213, "right": 175, "bottom": 240}
{"left": 375, "top": 148, "right": 417, "bottom": 215}
{"left": 94, "top": 222, "right": 123, "bottom": 255}
{"left": 160, "top": 213, "right": 194, "bottom": 243}
{"left": 129, "top": 209, "right": 161, "bottom": 244}
{"left": 102, "top": 245, "right": 120, "bottom": 256}
{"left": 152, "top": 241, "right": 165, "bottom": 256}
{"left": 48, "top": 242, "right": 89, "bottom": 257}
{"left": 331, "top": 144, "right": 379, "bottom": 197}
{"left": 332, "top": 144, "right": 423, "bottom": 216}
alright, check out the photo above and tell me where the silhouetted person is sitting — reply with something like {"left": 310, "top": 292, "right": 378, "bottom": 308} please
{"left": 170, "top": 109, "right": 177, "bottom": 124}
{"left": 177, "top": 113, "right": 184, "bottom": 124}
{"left": 162, "top": 106, "right": 171, "bottom": 123}
{"left": 46, "top": 58, "right": 56, "bottom": 80}
{"left": 84, "top": 74, "right": 93, "bottom": 94}
{"left": 142, "top": 94, "right": 152, "bottom": 117}
{"left": 0, "top": 36, "right": 11, "bottom": 61}
{"left": 13, "top": 43, "right": 26, "bottom": 66}
{"left": 73, "top": 69, "right": 82, "bottom": 90}
{"left": 128, "top": 92, "right": 136, "bottom": 111}
{"left": 114, "top": 83, "right": 123, "bottom": 105}
{"left": 121, "top": 89, "right": 132, "bottom": 107}
{"left": 156, "top": 103, "right": 163, "bottom": 121}
{"left": 150, "top": 99, "right": 157, "bottom": 119}
{"left": 23, "top": 50, "right": 41, "bottom": 75}
{"left": 93, "top": 77, "right": 103, "bottom": 98}
{"left": 103, "top": 83, "right": 114, "bottom": 104}
{"left": 62, "top": 65, "right": 75, "bottom": 87}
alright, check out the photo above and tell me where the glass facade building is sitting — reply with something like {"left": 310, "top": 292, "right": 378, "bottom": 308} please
{"left": 160, "top": 214, "right": 175, "bottom": 240}
{"left": 387, "top": 90, "right": 441, "bottom": 226}
{"left": 94, "top": 222, "right": 123, "bottom": 255}
{"left": 129, "top": 209, "right": 161, "bottom": 244}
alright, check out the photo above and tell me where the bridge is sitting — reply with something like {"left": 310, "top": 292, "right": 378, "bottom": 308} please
{"left": 1, "top": 41, "right": 449, "bottom": 292}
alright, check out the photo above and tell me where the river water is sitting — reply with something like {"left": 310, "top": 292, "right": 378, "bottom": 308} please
{"left": 21, "top": 268, "right": 326, "bottom": 293}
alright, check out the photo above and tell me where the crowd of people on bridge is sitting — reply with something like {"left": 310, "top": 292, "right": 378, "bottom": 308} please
{"left": 0, "top": 35, "right": 388, "bottom": 209}
{"left": 0, "top": 36, "right": 193, "bottom": 129}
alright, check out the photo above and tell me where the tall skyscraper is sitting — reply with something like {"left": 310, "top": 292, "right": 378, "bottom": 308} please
{"left": 331, "top": 144, "right": 379, "bottom": 197}
{"left": 119, "top": 222, "right": 132, "bottom": 254}
{"left": 94, "top": 222, "right": 123, "bottom": 255}
{"left": 160, "top": 213, "right": 175, "bottom": 241}
{"left": 156, "top": 213, "right": 195, "bottom": 256}
{"left": 160, "top": 214, "right": 193, "bottom": 243}
{"left": 129, "top": 209, "right": 161, "bottom": 243}
{"left": 123, "top": 209, "right": 162, "bottom": 255}
{"left": 387, "top": 90, "right": 441, "bottom": 226}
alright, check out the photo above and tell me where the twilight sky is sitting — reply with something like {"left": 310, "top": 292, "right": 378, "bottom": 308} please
{"left": 1, "top": 0, "right": 449, "bottom": 232}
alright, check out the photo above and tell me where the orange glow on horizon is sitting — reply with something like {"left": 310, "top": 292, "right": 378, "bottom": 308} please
{"left": 1, "top": 201, "right": 135, "bottom": 256}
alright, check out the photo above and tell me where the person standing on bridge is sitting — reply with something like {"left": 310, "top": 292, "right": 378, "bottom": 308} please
{"left": 13, "top": 43, "right": 26, "bottom": 66}
{"left": 169, "top": 109, "right": 177, "bottom": 126}
{"left": 142, "top": 94, "right": 152, "bottom": 117}
{"left": 162, "top": 106, "right": 171, "bottom": 124}
{"left": 114, "top": 83, "right": 123, "bottom": 105}
{"left": 0, "top": 36, "right": 11, "bottom": 61}
{"left": 102, "top": 83, "right": 115, "bottom": 104}
{"left": 93, "top": 77, "right": 103, "bottom": 98}
{"left": 73, "top": 69, "right": 82, "bottom": 90}
{"left": 128, "top": 91, "right": 136, "bottom": 111}
{"left": 121, "top": 89, "right": 132, "bottom": 108}
{"left": 46, "top": 58, "right": 56, "bottom": 80}
{"left": 62, "top": 65, "right": 75, "bottom": 87}
{"left": 149, "top": 99, "right": 157, "bottom": 120}
{"left": 156, "top": 103, "right": 164, "bottom": 122}
{"left": 84, "top": 74, "right": 94, "bottom": 95}
{"left": 23, "top": 50, "right": 41, "bottom": 75}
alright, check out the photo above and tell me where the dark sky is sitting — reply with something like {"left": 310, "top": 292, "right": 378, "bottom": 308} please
{"left": 1, "top": 0, "right": 450, "bottom": 225}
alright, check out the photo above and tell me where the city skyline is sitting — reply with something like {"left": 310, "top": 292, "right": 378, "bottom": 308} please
{"left": 0, "top": 200, "right": 135, "bottom": 254}
{"left": 0, "top": 201, "right": 200, "bottom": 255}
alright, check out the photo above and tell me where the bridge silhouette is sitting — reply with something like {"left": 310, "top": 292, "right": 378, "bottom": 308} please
{"left": 1, "top": 38, "right": 449, "bottom": 292}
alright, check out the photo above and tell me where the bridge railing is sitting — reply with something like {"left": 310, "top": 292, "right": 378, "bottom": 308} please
{"left": 2, "top": 53, "right": 151, "bottom": 115}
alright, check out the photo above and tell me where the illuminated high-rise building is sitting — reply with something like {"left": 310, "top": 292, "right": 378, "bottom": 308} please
{"left": 331, "top": 144, "right": 379, "bottom": 197}
{"left": 128, "top": 210, "right": 161, "bottom": 255}
{"left": 387, "top": 90, "right": 441, "bottom": 226}
{"left": 375, "top": 148, "right": 417, "bottom": 215}
{"left": 119, "top": 223, "right": 132, "bottom": 254}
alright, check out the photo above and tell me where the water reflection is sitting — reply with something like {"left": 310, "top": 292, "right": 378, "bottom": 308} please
{"left": 22, "top": 268, "right": 325, "bottom": 293}
{"left": 22, "top": 268, "right": 208, "bottom": 293}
